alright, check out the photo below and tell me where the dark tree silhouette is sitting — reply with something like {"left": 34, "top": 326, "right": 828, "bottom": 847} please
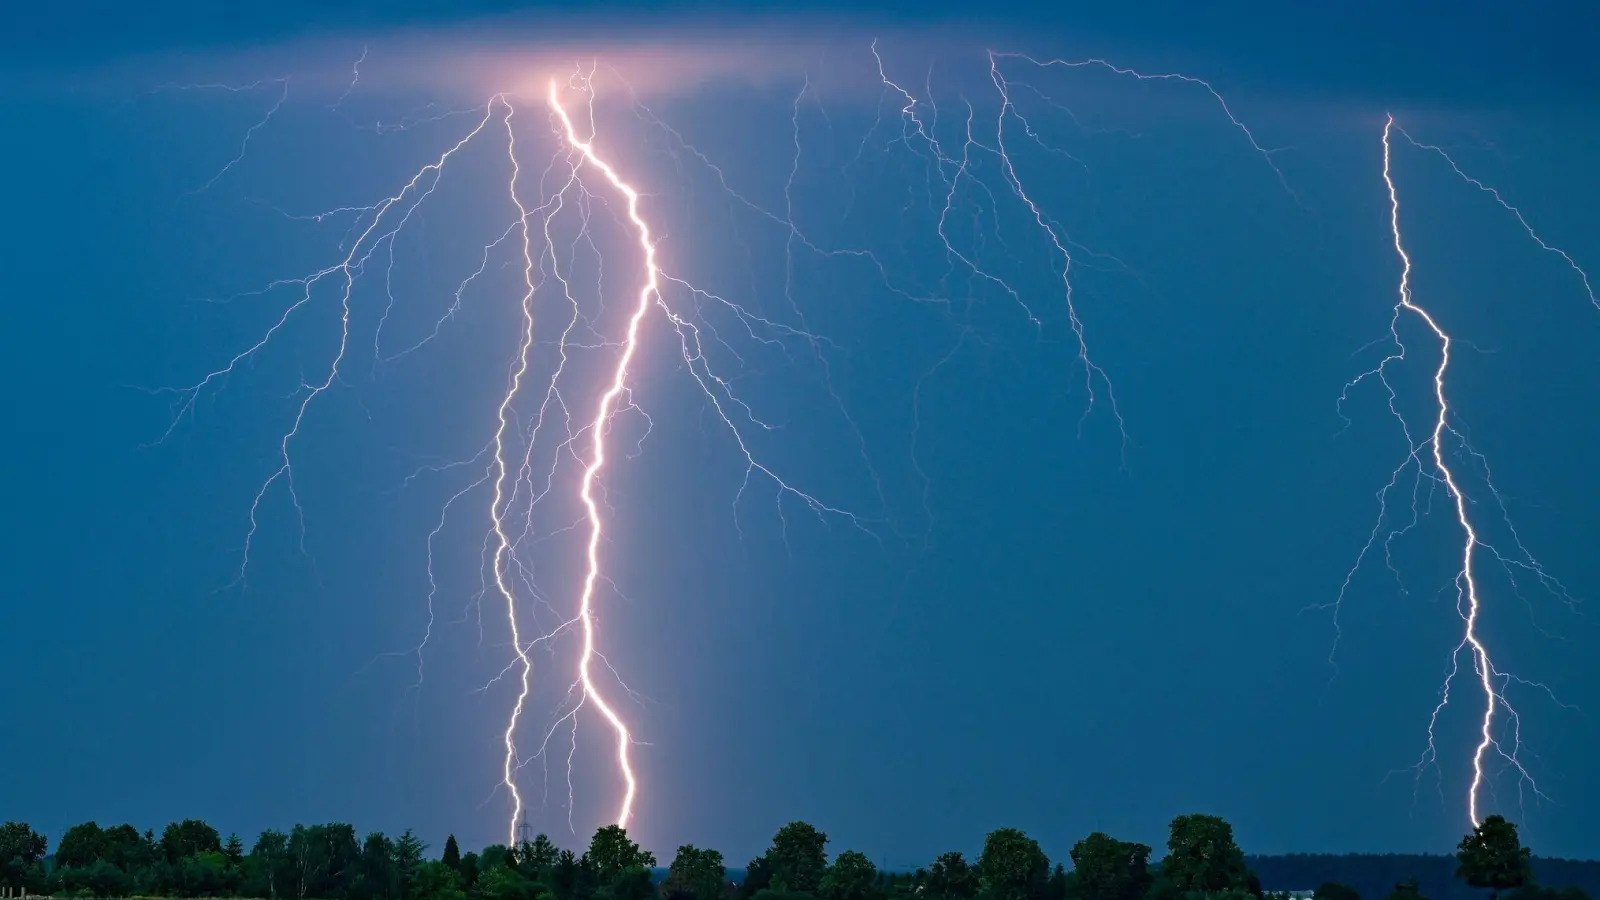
{"left": 1458, "top": 817, "right": 1533, "bottom": 900}
{"left": 1068, "top": 832, "right": 1152, "bottom": 900}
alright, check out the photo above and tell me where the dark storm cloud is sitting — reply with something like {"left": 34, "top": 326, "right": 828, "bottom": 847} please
{"left": 8, "top": 0, "right": 1597, "bottom": 109}
{"left": 982, "top": 1, "right": 1600, "bottom": 112}
{"left": 9, "top": 6, "right": 928, "bottom": 102}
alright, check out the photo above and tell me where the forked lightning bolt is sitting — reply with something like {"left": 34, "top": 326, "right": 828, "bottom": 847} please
{"left": 1334, "top": 115, "right": 1588, "bottom": 826}
{"left": 160, "top": 58, "right": 874, "bottom": 842}
{"left": 542, "top": 75, "right": 649, "bottom": 832}
{"left": 490, "top": 93, "right": 539, "bottom": 845}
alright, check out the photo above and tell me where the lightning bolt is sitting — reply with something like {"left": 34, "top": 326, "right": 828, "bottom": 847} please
{"left": 1379, "top": 115, "right": 1511, "bottom": 827}
{"left": 152, "top": 83, "right": 571, "bottom": 840}
{"left": 1333, "top": 115, "right": 1587, "bottom": 827}
{"left": 541, "top": 74, "right": 648, "bottom": 832}
{"left": 490, "top": 93, "right": 540, "bottom": 846}
{"left": 962, "top": 51, "right": 1588, "bottom": 830}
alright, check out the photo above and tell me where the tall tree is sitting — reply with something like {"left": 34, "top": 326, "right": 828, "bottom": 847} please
{"left": 663, "top": 845, "right": 729, "bottom": 900}
{"left": 444, "top": 836, "right": 463, "bottom": 872}
{"left": 977, "top": 828, "right": 1049, "bottom": 900}
{"left": 764, "top": 822, "right": 830, "bottom": 894}
{"left": 1457, "top": 816, "right": 1533, "bottom": 900}
{"left": 351, "top": 832, "right": 396, "bottom": 900}
{"left": 97, "top": 824, "right": 150, "bottom": 873}
{"left": 1067, "top": 833, "right": 1152, "bottom": 900}
{"left": 247, "top": 830, "right": 292, "bottom": 900}
{"left": 819, "top": 851, "right": 878, "bottom": 900}
{"left": 55, "top": 821, "right": 108, "bottom": 870}
{"left": 585, "top": 825, "right": 657, "bottom": 886}
{"left": 0, "top": 822, "right": 46, "bottom": 866}
{"left": 323, "top": 824, "right": 363, "bottom": 897}
{"left": 519, "top": 835, "right": 559, "bottom": 881}
{"left": 284, "top": 824, "right": 359, "bottom": 899}
{"left": 395, "top": 830, "right": 429, "bottom": 899}
{"left": 162, "top": 819, "right": 224, "bottom": 863}
{"left": 1158, "top": 815, "right": 1250, "bottom": 895}
{"left": 289, "top": 826, "right": 321, "bottom": 900}
{"left": 459, "top": 853, "right": 482, "bottom": 891}
{"left": 0, "top": 822, "right": 47, "bottom": 890}
{"left": 924, "top": 852, "right": 979, "bottom": 900}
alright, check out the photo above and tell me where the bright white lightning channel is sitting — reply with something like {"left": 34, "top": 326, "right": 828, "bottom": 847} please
{"left": 1334, "top": 115, "right": 1591, "bottom": 827}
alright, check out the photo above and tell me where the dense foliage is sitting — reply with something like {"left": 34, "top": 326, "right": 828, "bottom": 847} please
{"left": 0, "top": 812, "right": 1589, "bottom": 900}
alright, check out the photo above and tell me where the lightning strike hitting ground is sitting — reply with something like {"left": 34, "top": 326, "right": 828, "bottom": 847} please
{"left": 489, "top": 93, "right": 540, "bottom": 845}
{"left": 543, "top": 75, "right": 650, "bottom": 832}
{"left": 162, "top": 54, "right": 882, "bottom": 840}
{"left": 1329, "top": 116, "right": 1589, "bottom": 827}
{"left": 150, "top": 36, "right": 1592, "bottom": 843}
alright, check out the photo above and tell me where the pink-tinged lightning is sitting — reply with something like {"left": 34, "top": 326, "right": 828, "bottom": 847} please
{"left": 160, "top": 103, "right": 504, "bottom": 584}
{"left": 1339, "top": 115, "right": 1588, "bottom": 827}
{"left": 860, "top": 47, "right": 1300, "bottom": 463}
{"left": 1398, "top": 132, "right": 1597, "bottom": 313}
{"left": 984, "top": 51, "right": 1125, "bottom": 444}
{"left": 987, "top": 51, "right": 1299, "bottom": 203}
{"left": 544, "top": 76, "right": 646, "bottom": 830}
{"left": 490, "top": 94, "right": 540, "bottom": 844}
{"left": 1378, "top": 115, "right": 1505, "bottom": 827}
{"left": 165, "top": 58, "right": 873, "bottom": 844}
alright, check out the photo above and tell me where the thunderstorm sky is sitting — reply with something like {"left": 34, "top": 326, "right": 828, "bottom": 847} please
{"left": 3, "top": 0, "right": 1599, "bottom": 869}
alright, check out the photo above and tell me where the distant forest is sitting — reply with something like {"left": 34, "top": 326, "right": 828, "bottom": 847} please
{"left": 0, "top": 812, "right": 1591, "bottom": 900}
{"left": 1247, "top": 854, "right": 1597, "bottom": 900}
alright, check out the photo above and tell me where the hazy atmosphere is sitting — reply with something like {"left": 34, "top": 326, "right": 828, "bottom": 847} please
{"left": 2, "top": 0, "right": 1597, "bottom": 872}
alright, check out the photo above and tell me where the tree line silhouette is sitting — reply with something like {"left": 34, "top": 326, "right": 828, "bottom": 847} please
{"left": 0, "top": 812, "right": 1591, "bottom": 900}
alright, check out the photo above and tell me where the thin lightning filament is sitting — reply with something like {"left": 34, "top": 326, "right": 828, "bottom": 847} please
{"left": 492, "top": 95, "right": 540, "bottom": 845}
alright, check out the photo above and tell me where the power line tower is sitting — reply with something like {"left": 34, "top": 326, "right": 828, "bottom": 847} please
{"left": 515, "top": 817, "right": 535, "bottom": 847}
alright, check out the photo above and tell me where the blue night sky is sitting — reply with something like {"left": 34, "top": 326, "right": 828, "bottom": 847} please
{"left": 2, "top": 0, "right": 1598, "bottom": 871}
